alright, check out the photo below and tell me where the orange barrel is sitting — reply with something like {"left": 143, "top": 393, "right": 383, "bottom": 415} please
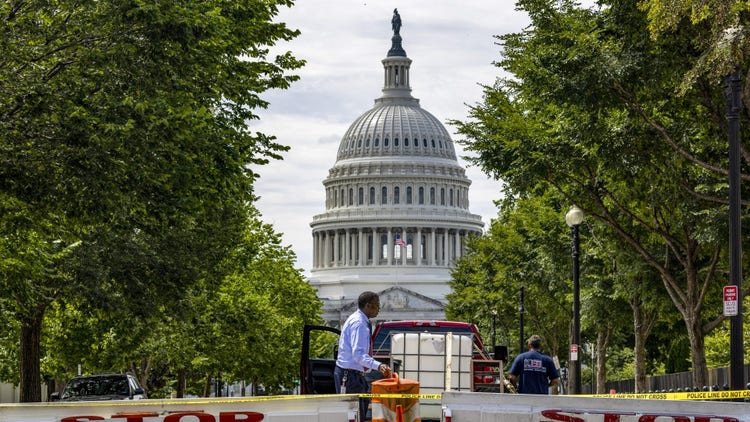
{"left": 371, "top": 373, "right": 420, "bottom": 422}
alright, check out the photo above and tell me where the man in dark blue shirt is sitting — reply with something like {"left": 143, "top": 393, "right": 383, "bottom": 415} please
{"left": 508, "top": 335, "right": 560, "bottom": 394}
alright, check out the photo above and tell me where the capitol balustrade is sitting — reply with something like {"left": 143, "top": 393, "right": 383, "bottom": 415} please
{"left": 310, "top": 206, "right": 484, "bottom": 224}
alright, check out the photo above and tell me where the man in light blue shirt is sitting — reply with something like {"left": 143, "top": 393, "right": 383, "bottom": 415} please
{"left": 335, "top": 291, "right": 392, "bottom": 420}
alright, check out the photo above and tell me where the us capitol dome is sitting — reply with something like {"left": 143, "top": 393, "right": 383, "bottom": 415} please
{"left": 309, "top": 9, "right": 485, "bottom": 325}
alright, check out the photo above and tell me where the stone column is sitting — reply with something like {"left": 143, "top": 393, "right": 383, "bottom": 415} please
{"left": 358, "top": 228, "right": 364, "bottom": 267}
{"left": 324, "top": 231, "right": 331, "bottom": 268}
{"left": 317, "top": 232, "right": 322, "bottom": 268}
{"left": 416, "top": 227, "right": 422, "bottom": 266}
{"left": 333, "top": 230, "right": 340, "bottom": 267}
{"left": 387, "top": 228, "right": 394, "bottom": 265}
{"left": 454, "top": 229, "right": 461, "bottom": 261}
{"left": 430, "top": 228, "right": 436, "bottom": 266}
{"left": 402, "top": 228, "right": 407, "bottom": 265}
{"left": 341, "top": 229, "right": 352, "bottom": 267}
{"left": 437, "top": 229, "right": 444, "bottom": 266}
{"left": 312, "top": 232, "right": 317, "bottom": 269}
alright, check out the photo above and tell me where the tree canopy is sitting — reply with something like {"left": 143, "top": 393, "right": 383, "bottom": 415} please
{"left": 453, "top": 0, "right": 749, "bottom": 388}
{"left": 0, "top": 0, "right": 306, "bottom": 401}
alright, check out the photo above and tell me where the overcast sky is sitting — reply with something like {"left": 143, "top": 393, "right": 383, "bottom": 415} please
{"left": 252, "top": 1, "right": 591, "bottom": 275}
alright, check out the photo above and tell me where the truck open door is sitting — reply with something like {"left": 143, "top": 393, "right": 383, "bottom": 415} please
{"left": 299, "top": 324, "right": 340, "bottom": 395}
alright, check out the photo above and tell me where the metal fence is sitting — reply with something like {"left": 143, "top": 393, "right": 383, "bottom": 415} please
{"left": 599, "top": 365, "right": 750, "bottom": 394}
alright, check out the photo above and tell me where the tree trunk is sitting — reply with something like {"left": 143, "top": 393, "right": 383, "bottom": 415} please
{"left": 252, "top": 376, "right": 259, "bottom": 396}
{"left": 630, "top": 282, "right": 658, "bottom": 393}
{"left": 596, "top": 330, "right": 609, "bottom": 394}
{"left": 19, "top": 311, "right": 44, "bottom": 402}
{"left": 129, "top": 358, "right": 151, "bottom": 393}
{"left": 685, "top": 313, "right": 709, "bottom": 388}
{"left": 632, "top": 293, "right": 650, "bottom": 393}
{"left": 203, "top": 372, "right": 211, "bottom": 397}
{"left": 177, "top": 368, "right": 186, "bottom": 398}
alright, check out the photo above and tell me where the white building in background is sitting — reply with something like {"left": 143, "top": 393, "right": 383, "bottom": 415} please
{"left": 309, "top": 10, "right": 484, "bottom": 326}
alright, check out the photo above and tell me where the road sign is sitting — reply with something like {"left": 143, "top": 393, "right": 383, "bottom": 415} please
{"left": 723, "top": 285, "right": 738, "bottom": 316}
{"left": 570, "top": 344, "right": 578, "bottom": 361}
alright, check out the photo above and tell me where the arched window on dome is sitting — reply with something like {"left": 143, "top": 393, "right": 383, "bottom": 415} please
{"left": 423, "top": 139, "right": 428, "bottom": 147}
{"left": 333, "top": 189, "right": 338, "bottom": 207}
{"left": 384, "top": 138, "right": 389, "bottom": 147}
{"left": 431, "top": 139, "right": 436, "bottom": 148}
{"left": 394, "top": 186, "right": 400, "bottom": 204}
{"left": 430, "top": 187, "right": 435, "bottom": 205}
{"left": 414, "top": 138, "right": 419, "bottom": 148}
{"left": 349, "top": 188, "right": 353, "bottom": 206}
{"left": 406, "top": 187, "right": 412, "bottom": 204}
{"left": 340, "top": 189, "right": 344, "bottom": 206}
{"left": 366, "top": 138, "right": 371, "bottom": 147}
{"left": 358, "top": 187, "right": 364, "bottom": 205}
{"left": 449, "top": 188, "right": 454, "bottom": 206}
{"left": 418, "top": 187, "right": 424, "bottom": 204}
{"left": 457, "top": 189, "right": 462, "bottom": 207}
{"left": 404, "top": 138, "right": 409, "bottom": 147}
{"left": 381, "top": 186, "right": 387, "bottom": 204}
{"left": 440, "top": 188, "right": 445, "bottom": 205}
{"left": 375, "top": 138, "right": 380, "bottom": 147}
{"left": 369, "top": 187, "right": 375, "bottom": 205}
{"left": 394, "top": 137, "right": 399, "bottom": 147}
{"left": 357, "top": 138, "right": 362, "bottom": 148}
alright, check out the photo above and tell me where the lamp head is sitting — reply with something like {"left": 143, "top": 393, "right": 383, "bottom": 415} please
{"left": 565, "top": 205, "right": 584, "bottom": 227}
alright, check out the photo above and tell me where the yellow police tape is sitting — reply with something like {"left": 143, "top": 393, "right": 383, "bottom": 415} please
{"left": 587, "top": 390, "right": 750, "bottom": 400}
{"left": 125, "top": 390, "right": 748, "bottom": 406}
{"left": 356, "top": 390, "right": 750, "bottom": 401}
{"left": 359, "top": 393, "right": 443, "bottom": 399}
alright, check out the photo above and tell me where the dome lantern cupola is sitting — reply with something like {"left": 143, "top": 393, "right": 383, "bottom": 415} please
{"left": 381, "top": 8, "right": 414, "bottom": 102}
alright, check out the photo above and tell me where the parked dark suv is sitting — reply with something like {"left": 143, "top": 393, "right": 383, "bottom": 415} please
{"left": 50, "top": 373, "right": 147, "bottom": 401}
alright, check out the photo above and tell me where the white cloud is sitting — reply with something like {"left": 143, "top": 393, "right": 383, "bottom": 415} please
{"left": 253, "top": 0, "right": 537, "bottom": 274}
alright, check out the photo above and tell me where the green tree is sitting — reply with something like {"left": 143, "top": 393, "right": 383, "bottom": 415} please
{"left": 453, "top": 0, "right": 745, "bottom": 387}
{"left": 0, "top": 0, "right": 303, "bottom": 401}
{"left": 448, "top": 193, "right": 573, "bottom": 365}
{"left": 638, "top": 0, "right": 750, "bottom": 92}
{"left": 199, "top": 216, "right": 321, "bottom": 393}
{"left": 586, "top": 221, "right": 674, "bottom": 391}
{"left": 41, "top": 208, "right": 322, "bottom": 398}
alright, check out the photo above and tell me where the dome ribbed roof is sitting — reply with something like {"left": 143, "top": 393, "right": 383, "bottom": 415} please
{"left": 336, "top": 102, "right": 456, "bottom": 161}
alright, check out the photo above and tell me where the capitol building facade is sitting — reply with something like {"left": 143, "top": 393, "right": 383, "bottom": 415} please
{"left": 309, "top": 11, "right": 485, "bottom": 326}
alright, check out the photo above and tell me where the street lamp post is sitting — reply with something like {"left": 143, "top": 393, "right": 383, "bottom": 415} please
{"left": 724, "top": 67, "right": 744, "bottom": 391}
{"left": 566, "top": 205, "right": 584, "bottom": 395}
{"left": 519, "top": 286, "right": 525, "bottom": 354}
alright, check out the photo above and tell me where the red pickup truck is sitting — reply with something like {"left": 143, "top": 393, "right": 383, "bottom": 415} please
{"left": 299, "top": 320, "right": 501, "bottom": 395}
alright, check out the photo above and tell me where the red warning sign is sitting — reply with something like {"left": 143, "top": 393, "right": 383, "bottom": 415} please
{"left": 723, "top": 285, "right": 738, "bottom": 316}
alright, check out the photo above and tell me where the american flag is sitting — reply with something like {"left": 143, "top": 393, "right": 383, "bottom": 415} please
{"left": 395, "top": 234, "right": 407, "bottom": 248}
